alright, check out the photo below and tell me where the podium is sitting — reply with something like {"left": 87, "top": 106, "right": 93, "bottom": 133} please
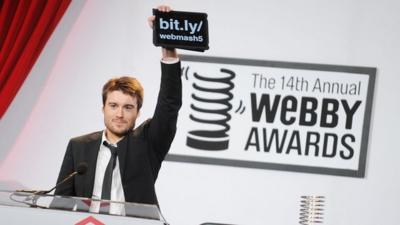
{"left": 0, "top": 190, "right": 168, "bottom": 225}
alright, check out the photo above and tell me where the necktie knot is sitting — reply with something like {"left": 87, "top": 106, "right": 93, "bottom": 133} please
{"left": 103, "top": 141, "right": 118, "bottom": 156}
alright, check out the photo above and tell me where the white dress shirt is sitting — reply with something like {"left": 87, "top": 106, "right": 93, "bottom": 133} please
{"left": 89, "top": 131, "right": 125, "bottom": 215}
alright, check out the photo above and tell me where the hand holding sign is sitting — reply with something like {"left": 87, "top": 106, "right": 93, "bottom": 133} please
{"left": 148, "top": 5, "right": 178, "bottom": 59}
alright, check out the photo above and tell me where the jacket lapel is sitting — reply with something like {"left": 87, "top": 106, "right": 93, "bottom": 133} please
{"left": 82, "top": 132, "right": 102, "bottom": 198}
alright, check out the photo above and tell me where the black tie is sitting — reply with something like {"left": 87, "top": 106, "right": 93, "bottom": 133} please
{"left": 102, "top": 141, "right": 118, "bottom": 200}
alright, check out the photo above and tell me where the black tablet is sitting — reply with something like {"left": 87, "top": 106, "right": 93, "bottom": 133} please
{"left": 153, "top": 9, "right": 209, "bottom": 52}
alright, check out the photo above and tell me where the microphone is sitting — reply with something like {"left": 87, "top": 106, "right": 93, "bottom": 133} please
{"left": 11, "top": 163, "right": 87, "bottom": 209}
{"left": 38, "top": 162, "right": 88, "bottom": 195}
{"left": 17, "top": 162, "right": 88, "bottom": 195}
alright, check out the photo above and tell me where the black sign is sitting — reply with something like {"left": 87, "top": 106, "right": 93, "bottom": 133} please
{"left": 152, "top": 9, "right": 209, "bottom": 52}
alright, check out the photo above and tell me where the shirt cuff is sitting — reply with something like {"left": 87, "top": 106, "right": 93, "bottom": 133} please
{"left": 161, "top": 57, "right": 180, "bottom": 64}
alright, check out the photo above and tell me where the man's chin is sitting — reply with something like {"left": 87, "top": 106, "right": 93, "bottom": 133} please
{"left": 107, "top": 128, "right": 128, "bottom": 137}
{"left": 115, "top": 130, "right": 129, "bottom": 136}
{"left": 106, "top": 124, "right": 134, "bottom": 137}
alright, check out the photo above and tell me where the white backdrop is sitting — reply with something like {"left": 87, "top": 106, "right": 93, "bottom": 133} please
{"left": 1, "top": 0, "right": 400, "bottom": 224}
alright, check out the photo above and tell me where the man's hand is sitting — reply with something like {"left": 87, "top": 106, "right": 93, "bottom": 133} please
{"left": 148, "top": 5, "right": 178, "bottom": 60}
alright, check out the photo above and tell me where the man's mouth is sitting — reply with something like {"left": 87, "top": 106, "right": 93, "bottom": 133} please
{"left": 113, "top": 120, "right": 126, "bottom": 124}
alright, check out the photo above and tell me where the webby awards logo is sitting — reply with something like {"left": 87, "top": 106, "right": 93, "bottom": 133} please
{"left": 167, "top": 55, "right": 376, "bottom": 177}
{"left": 184, "top": 66, "right": 236, "bottom": 151}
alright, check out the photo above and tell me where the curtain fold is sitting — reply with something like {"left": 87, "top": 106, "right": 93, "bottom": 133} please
{"left": 0, "top": 0, "right": 71, "bottom": 119}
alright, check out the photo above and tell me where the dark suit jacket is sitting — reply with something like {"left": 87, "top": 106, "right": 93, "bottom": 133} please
{"left": 54, "top": 61, "right": 181, "bottom": 205}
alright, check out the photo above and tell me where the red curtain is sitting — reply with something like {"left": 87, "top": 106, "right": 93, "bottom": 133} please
{"left": 0, "top": 0, "right": 71, "bottom": 119}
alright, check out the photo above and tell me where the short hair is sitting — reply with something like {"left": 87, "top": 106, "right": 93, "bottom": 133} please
{"left": 102, "top": 76, "right": 144, "bottom": 111}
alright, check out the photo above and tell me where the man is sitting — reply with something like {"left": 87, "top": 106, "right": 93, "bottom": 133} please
{"left": 54, "top": 6, "right": 181, "bottom": 213}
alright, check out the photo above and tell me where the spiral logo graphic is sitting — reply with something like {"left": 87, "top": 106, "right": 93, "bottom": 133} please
{"left": 186, "top": 68, "right": 235, "bottom": 150}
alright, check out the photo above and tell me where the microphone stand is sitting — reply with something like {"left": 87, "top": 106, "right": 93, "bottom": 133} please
{"left": 11, "top": 162, "right": 87, "bottom": 208}
{"left": 29, "top": 171, "right": 79, "bottom": 207}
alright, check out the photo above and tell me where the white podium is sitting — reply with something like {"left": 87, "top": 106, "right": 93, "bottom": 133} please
{"left": 0, "top": 190, "right": 168, "bottom": 225}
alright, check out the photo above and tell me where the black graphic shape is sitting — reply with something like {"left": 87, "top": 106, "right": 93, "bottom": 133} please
{"left": 182, "top": 66, "right": 190, "bottom": 80}
{"left": 186, "top": 68, "right": 235, "bottom": 150}
{"left": 234, "top": 100, "right": 246, "bottom": 114}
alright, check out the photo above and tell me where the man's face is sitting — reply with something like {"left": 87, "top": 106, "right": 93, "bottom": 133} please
{"left": 103, "top": 90, "right": 139, "bottom": 139}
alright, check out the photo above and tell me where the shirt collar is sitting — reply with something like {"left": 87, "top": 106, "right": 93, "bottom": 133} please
{"left": 101, "top": 130, "right": 122, "bottom": 147}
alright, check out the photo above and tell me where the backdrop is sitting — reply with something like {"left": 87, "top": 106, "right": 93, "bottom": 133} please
{"left": 1, "top": 1, "right": 399, "bottom": 225}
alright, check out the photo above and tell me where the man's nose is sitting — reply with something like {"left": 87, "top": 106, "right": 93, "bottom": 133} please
{"left": 116, "top": 107, "right": 124, "bottom": 117}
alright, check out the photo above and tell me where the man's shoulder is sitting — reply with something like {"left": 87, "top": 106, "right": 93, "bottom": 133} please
{"left": 70, "top": 131, "right": 102, "bottom": 144}
{"left": 132, "top": 119, "right": 152, "bottom": 137}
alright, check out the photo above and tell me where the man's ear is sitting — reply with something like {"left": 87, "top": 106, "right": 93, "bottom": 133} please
{"left": 102, "top": 105, "right": 105, "bottom": 114}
